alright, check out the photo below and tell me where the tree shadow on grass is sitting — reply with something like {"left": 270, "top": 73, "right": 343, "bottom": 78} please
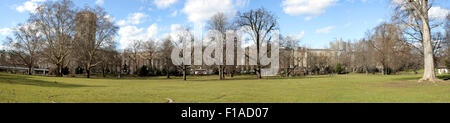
{"left": 0, "top": 74, "right": 103, "bottom": 88}
{"left": 438, "top": 74, "right": 450, "bottom": 80}
{"left": 393, "top": 74, "right": 449, "bottom": 81}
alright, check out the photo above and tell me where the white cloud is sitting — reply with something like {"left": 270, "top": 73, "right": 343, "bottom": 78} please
{"left": 154, "top": 0, "right": 178, "bottom": 9}
{"left": 116, "top": 12, "right": 148, "bottom": 26}
{"left": 236, "top": 0, "right": 250, "bottom": 7}
{"left": 281, "top": 0, "right": 337, "bottom": 19}
{"left": 296, "top": 31, "right": 305, "bottom": 40}
{"left": 304, "top": 16, "right": 312, "bottom": 21}
{"left": 116, "top": 20, "right": 127, "bottom": 26}
{"left": 429, "top": 7, "right": 449, "bottom": 20}
{"left": 118, "top": 24, "right": 159, "bottom": 49}
{"left": 129, "top": 13, "right": 148, "bottom": 25}
{"left": 316, "top": 26, "right": 335, "bottom": 34}
{"left": 16, "top": 0, "right": 47, "bottom": 13}
{"left": 171, "top": 24, "right": 184, "bottom": 32}
{"left": 0, "top": 28, "right": 12, "bottom": 36}
{"left": 104, "top": 14, "right": 115, "bottom": 22}
{"left": 96, "top": 0, "right": 104, "bottom": 5}
{"left": 182, "top": 0, "right": 236, "bottom": 23}
{"left": 170, "top": 10, "right": 178, "bottom": 17}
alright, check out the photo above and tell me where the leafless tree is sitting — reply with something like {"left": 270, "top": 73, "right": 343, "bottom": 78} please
{"left": 445, "top": 15, "right": 450, "bottom": 68}
{"left": 97, "top": 42, "right": 120, "bottom": 78}
{"left": 6, "top": 22, "right": 43, "bottom": 75}
{"left": 236, "top": 7, "right": 278, "bottom": 79}
{"left": 160, "top": 38, "right": 175, "bottom": 79}
{"left": 126, "top": 40, "right": 143, "bottom": 75}
{"left": 352, "top": 38, "right": 376, "bottom": 74}
{"left": 280, "top": 35, "right": 300, "bottom": 77}
{"left": 392, "top": 0, "right": 442, "bottom": 81}
{"left": 208, "top": 12, "right": 232, "bottom": 80}
{"left": 368, "top": 23, "right": 409, "bottom": 75}
{"left": 31, "top": 0, "right": 76, "bottom": 77}
{"left": 143, "top": 40, "right": 156, "bottom": 69}
{"left": 308, "top": 53, "right": 332, "bottom": 75}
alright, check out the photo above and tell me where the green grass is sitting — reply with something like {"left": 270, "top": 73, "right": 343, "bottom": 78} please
{"left": 0, "top": 72, "right": 449, "bottom": 103}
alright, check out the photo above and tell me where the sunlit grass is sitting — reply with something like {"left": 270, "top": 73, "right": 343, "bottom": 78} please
{"left": 0, "top": 72, "right": 449, "bottom": 103}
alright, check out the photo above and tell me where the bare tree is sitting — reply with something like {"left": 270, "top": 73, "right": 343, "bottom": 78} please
{"left": 279, "top": 35, "right": 300, "bottom": 77}
{"left": 368, "top": 23, "right": 411, "bottom": 74}
{"left": 160, "top": 38, "right": 175, "bottom": 79}
{"left": 6, "top": 22, "right": 43, "bottom": 75}
{"left": 143, "top": 40, "right": 156, "bottom": 69}
{"left": 353, "top": 38, "right": 376, "bottom": 74}
{"left": 392, "top": 0, "right": 442, "bottom": 81}
{"left": 236, "top": 8, "right": 278, "bottom": 79}
{"left": 208, "top": 12, "right": 231, "bottom": 80}
{"left": 31, "top": 0, "right": 76, "bottom": 77}
{"left": 446, "top": 15, "right": 450, "bottom": 68}
{"left": 74, "top": 6, "right": 118, "bottom": 78}
{"left": 126, "top": 40, "right": 143, "bottom": 75}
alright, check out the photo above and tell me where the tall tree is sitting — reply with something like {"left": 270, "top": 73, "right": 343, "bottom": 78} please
{"left": 208, "top": 12, "right": 230, "bottom": 80}
{"left": 6, "top": 22, "right": 43, "bottom": 75}
{"left": 160, "top": 38, "right": 175, "bottom": 79}
{"left": 31, "top": 0, "right": 76, "bottom": 77}
{"left": 279, "top": 35, "right": 300, "bottom": 77}
{"left": 392, "top": 0, "right": 441, "bottom": 82}
{"left": 143, "top": 40, "right": 156, "bottom": 69}
{"left": 368, "top": 23, "right": 408, "bottom": 75}
{"left": 125, "top": 40, "right": 144, "bottom": 75}
{"left": 236, "top": 8, "right": 278, "bottom": 79}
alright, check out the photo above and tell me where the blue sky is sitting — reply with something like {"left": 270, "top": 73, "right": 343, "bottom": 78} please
{"left": 0, "top": 0, "right": 448, "bottom": 49}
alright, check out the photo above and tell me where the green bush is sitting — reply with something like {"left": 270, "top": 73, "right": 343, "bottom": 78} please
{"left": 334, "top": 63, "right": 343, "bottom": 74}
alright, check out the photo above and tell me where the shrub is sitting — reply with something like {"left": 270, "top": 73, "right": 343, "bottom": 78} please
{"left": 75, "top": 66, "right": 84, "bottom": 74}
{"left": 334, "top": 63, "right": 343, "bottom": 74}
{"left": 139, "top": 65, "right": 149, "bottom": 77}
{"left": 62, "top": 67, "right": 70, "bottom": 75}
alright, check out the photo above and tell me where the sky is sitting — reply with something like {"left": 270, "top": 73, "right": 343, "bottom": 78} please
{"left": 0, "top": 0, "right": 448, "bottom": 50}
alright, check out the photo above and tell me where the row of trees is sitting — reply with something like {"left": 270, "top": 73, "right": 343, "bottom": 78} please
{"left": 1, "top": 0, "right": 448, "bottom": 82}
{"left": 301, "top": 0, "right": 449, "bottom": 82}
{"left": 4, "top": 0, "right": 118, "bottom": 78}
{"left": 121, "top": 8, "right": 280, "bottom": 80}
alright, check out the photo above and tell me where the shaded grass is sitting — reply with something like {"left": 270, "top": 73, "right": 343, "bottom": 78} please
{"left": 0, "top": 72, "right": 449, "bottom": 103}
{"left": 0, "top": 74, "right": 101, "bottom": 88}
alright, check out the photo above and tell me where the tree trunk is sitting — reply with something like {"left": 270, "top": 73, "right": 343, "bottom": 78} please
{"left": 183, "top": 65, "right": 187, "bottom": 81}
{"left": 118, "top": 65, "right": 122, "bottom": 79}
{"left": 365, "top": 66, "right": 369, "bottom": 75}
{"left": 219, "top": 66, "right": 223, "bottom": 80}
{"left": 86, "top": 67, "right": 91, "bottom": 78}
{"left": 420, "top": 20, "right": 438, "bottom": 82}
{"left": 102, "top": 67, "right": 106, "bottom": 78}
{"left": 257, "top": 66, "right": 262, "bottom": 79}
{"left": 167, "top": 72, "right": 170, "bottom": 79}
{"left": 57, "top": 63, "right": 63, "bottom": 77}
{"left": 28, "top": 66, "right": 32, "bottom": 75}
{"left": 222, "top": 67, "right": 226, "bottom": 79}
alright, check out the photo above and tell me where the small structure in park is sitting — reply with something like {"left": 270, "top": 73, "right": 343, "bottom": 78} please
{"left": 437, "top": 67, "right": 448, "bottom": 75}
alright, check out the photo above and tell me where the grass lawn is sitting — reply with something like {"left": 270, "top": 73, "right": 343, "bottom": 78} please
{"left": 0, "top": 72, "right": 449, "bottom": 103}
